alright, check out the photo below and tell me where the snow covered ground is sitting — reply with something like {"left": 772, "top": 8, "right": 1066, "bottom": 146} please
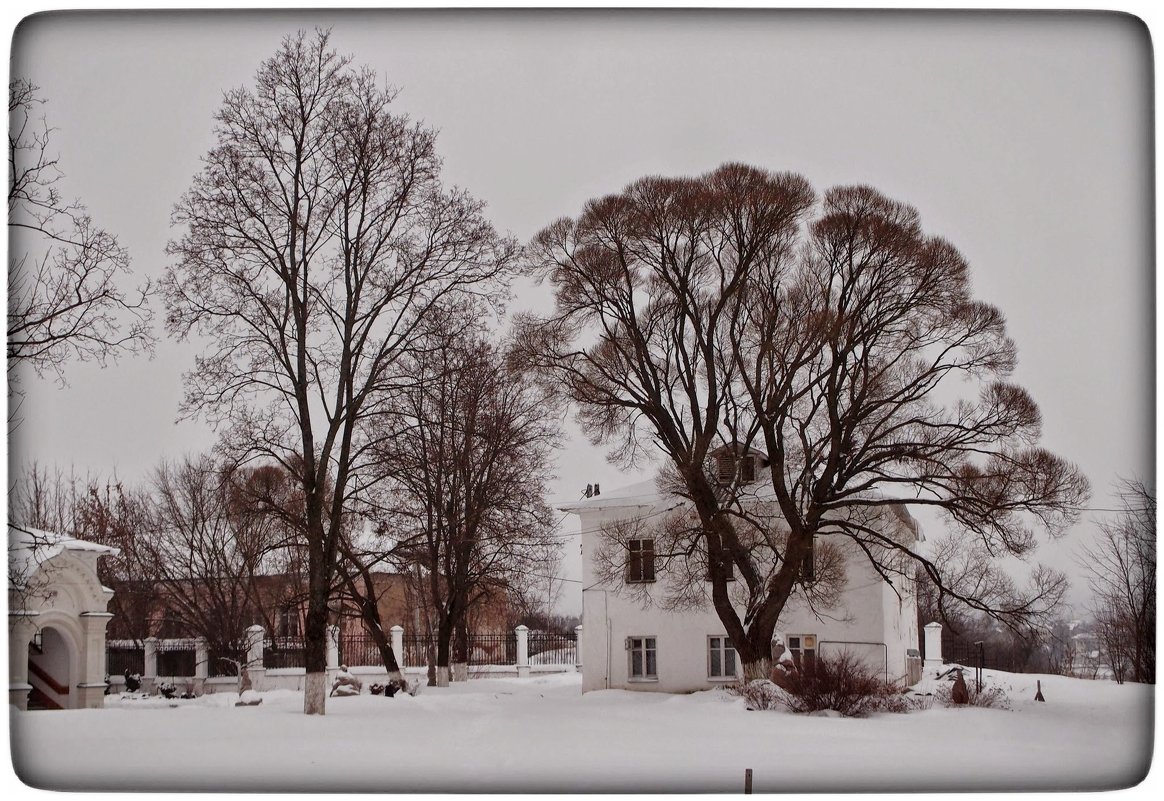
{"left": 9, "top": 669, "right": 1153, "bottom": 792}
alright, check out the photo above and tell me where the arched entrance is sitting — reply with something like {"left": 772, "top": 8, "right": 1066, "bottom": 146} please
{"left": 9, "top": 525, "right": 119, "bottom": 710}
{"left": 27, "top": 626, "right": 75, "bottom": 710}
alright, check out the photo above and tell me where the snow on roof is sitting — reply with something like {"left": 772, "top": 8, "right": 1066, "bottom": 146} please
{"left": 555, "top": 478, "right": 669, "bottom": 512}
{"left": 557, "top": 477, "right": 923, "bottom": 541}
{"left": 9, "top": 523, "right": 119, "bottom": 582}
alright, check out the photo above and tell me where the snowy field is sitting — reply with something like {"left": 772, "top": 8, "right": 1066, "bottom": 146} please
{"left": 10, "top": 670, "right": 1153, "bottom": 792}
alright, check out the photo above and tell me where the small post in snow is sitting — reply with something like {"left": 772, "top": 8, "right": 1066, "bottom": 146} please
{"left": 744, "top": 769, "right": 753, "bottom": 794}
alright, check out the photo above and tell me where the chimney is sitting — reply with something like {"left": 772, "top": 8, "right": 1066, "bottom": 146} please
{"left": 593, "top": 483, "right": 600, "bottom": 496}
{"left": 584, "top": 484, "right": 593, "bottom": 498}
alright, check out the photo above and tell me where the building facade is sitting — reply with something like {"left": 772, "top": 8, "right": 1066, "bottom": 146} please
{"left": 564, "top": 463, "right": 922, "bottom": 694}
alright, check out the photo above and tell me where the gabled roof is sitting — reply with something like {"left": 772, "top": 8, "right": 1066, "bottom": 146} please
{"left": 556, "top": 479, "right": 924, "bottom": 543}
{"left": 556, "top": 479, "right": 670, "bottom": 513}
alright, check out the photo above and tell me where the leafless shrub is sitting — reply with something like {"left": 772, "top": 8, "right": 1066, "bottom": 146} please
{"left": 935, "top": 680, "right": 1011, "bottom": 709}
{"left": 730, "top": 679, "right": 790, "bottom": 711}
{"left": 766, "top": 652, "right": 917, "bottom": 717}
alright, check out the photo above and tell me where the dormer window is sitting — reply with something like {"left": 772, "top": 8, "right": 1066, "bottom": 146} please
{"left": 715, "top": 451, "right": 757, "bottom": 484}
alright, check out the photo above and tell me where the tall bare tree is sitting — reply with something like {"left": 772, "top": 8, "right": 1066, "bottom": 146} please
{"left": 1080, "top": 479, "right": 1155, "bottom": 684}
{"left": 366, "top": 308, "right": 559, "bottom": 685}
{"left": 164, "top": 31, "right": 517, "bottom": 713}
{"left": 516, "top": 163, "right": 1088, "bottom": 677}
{"left": 8, "top": 79, "right": 153, "bottom": 391}
{"left": 134, "top": 457, "right": 299, "bottom": 664}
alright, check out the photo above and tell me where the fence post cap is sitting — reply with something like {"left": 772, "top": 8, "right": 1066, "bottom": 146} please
{"left": 389, "top": 625, "right": 404, "bottom": 633}
{"left": 515, "top": 624, "right": 529, "bottom": 632}
{"left": 245, "top": 624, "right": 265, "bottom": 633}
{"left": 575, "top": 625, "right": 583, "bottom": 632}
{"left": 924, "top": 621, "right": 943, "bottom": 630}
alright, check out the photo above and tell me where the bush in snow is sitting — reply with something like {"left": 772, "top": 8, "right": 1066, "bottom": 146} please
{"left": 731, "top": 679, "right": 789, "bottom": 711}
{"left": 770, "top": 652, "right": 917, "bottom": 717}
{"left": 934, "top": 680, "right": 1010, "bottom": 709}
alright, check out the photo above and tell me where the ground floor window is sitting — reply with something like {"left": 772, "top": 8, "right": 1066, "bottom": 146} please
{"left": 708, "top": 635, "right": 737, "bottom": 679}
{"left": 628, "top": 636, "right": 657, "bottom": 680}
{"left": 788, "top": 634, "right": 817, "bottom": 671}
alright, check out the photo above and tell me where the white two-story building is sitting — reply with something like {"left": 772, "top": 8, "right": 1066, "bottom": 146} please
{"left": 562, "top": 448, "right": 922, "bottom": 693}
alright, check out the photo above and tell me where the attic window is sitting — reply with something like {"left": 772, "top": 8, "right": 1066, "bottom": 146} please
{"left": 716, "top": 453, "right": 756, "bottom": 484}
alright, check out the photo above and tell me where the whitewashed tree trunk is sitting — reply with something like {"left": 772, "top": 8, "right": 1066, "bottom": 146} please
{"left": 304, "top": 672, "right": 327, "bottom": 715}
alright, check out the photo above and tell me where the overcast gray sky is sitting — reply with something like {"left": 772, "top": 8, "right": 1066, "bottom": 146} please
{"left": 8, "top": 10, "right": 1153, "bottom": 616}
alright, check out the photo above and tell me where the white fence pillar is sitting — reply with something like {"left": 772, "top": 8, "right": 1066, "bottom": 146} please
{"left": 194, "top": 637, "right": 209, "bottom": 679}
{"left": 574, "top": 625, "right": 583, "bottom": 673}
{"left": 245, "top": 624, "right": 266, "bottom": 691}
{"left": 194, "top": 636, "right": 209, "bottom": 694}
{"left": 245, "top": 625, "right": 265, "bottom": 669}
{"left": 515, "top": 625, "right": 530, "bottom": 678}
{"left": 143, "top": 638, "right": 159, "bottom": 675}
{"left": 326, "top": 625, "right": 341, "bottom": 669}
{"left": 390, "top": 625, "right": 404, "bottom": 667}
{"left": 143, "top": 636, "right": 158, "bottom": 694}
{"left": 923, "top": 622, "right": 944, "bottom": 670}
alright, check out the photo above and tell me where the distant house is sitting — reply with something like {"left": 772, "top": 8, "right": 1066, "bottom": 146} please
{"left": 561, "top": 446, "right": 922, "bottom": 693}
{"left": 8, "top": 524, "right": 119, "bottom": 710}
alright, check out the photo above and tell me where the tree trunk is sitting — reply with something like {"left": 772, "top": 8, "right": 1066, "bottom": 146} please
{"left": 435, "top": 617, "right": 452, "bottom": 687}
{"left": 339, "top": 563, "right": 406, "bottom": 684}
{"left": 452, "top": 619, "right": 469, "bottom": 682}
{"left": 303, "top": 537, "right": 330, "bottom": 715}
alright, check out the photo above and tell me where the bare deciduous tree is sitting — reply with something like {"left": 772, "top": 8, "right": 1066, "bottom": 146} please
{"left": 1080, "top": 479, "right": 1155, "bottom": 684}
{"left": 8, "top": 79, "right": 153, "bottom": 390}
{"left": 365, "top": 309, "right": 560, "bottom": 685}
{"left": 164, "top": 31, "right": 517, "bottom": 713}
{"left": 516, "top": 163, "right": 1087, "bottom": 677}
{"left": 137, "top": 457, "right": 297, "bottom": 664}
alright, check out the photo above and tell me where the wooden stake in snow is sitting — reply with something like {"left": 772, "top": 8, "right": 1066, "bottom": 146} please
{"left": 1035, "top": 680, "right": 1045, "bottom": 702}
{"left": 744, "top": 768, "right": 753, "bottom": 794}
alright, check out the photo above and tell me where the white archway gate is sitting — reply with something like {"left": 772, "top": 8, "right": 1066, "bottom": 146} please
{"left": 9, "top": 525, "right": 118, "bottom": 710}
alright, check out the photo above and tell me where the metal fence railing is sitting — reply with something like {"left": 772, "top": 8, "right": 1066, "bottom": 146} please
{"left": 263, "top": 637, "right": 306, "bottom": 669}
{"left": 106, "top": 647, "right": 145, "bottom": 677}
{"left": 528, "top": 633, "right": 577, "bottom": 665}
{"left": 398, "top": 633, "right": 518, "bottom": 667}
{"left": 339, "top": 634, "right": 383, "bottom": 668}
{"left": 107, "top": 628, "right": 574, "bottom": 676}
{"left": 207, "top": 647, "right": 247, "bottom": 677}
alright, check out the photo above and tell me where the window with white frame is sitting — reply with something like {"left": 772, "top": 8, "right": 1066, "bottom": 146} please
{"left": 708, "top": 635, "right": 738, "bottom": 679}
{"left": 787, "top": 634, "right": 817, "bottom": 672}
{"left": 627, "top": 538, "right": 656, "bottom": 583}
{"left": 627, "top": 636, "right": 657, "bottom": 679}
